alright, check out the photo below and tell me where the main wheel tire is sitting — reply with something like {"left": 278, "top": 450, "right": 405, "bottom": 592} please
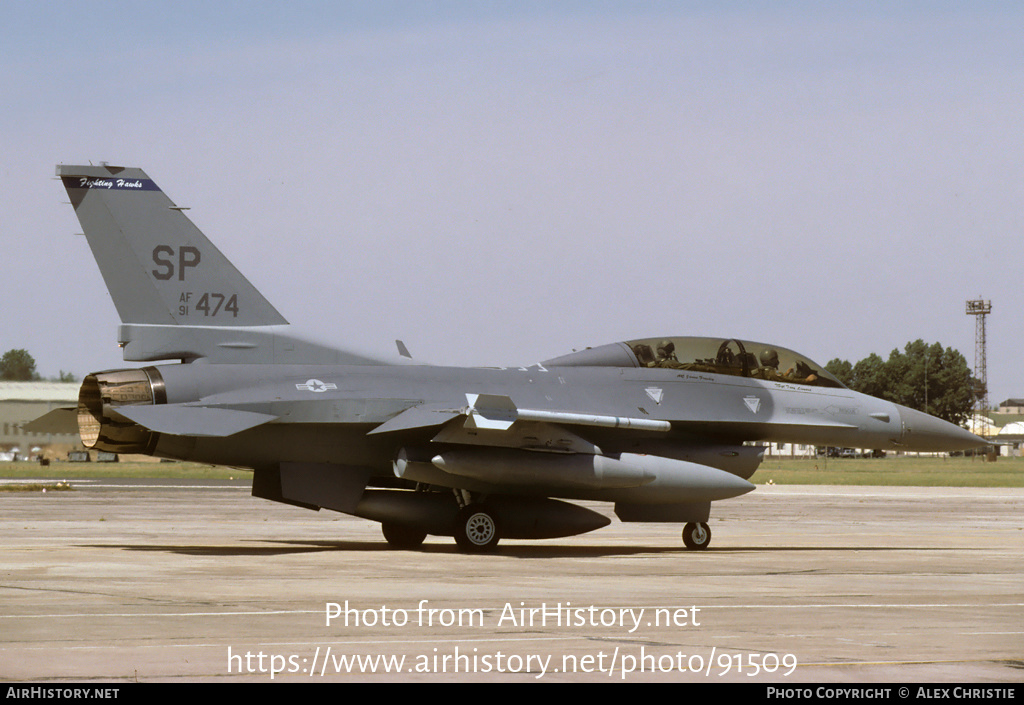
{"left": 381, "top": 522, "right": 427, "bottom": 549}
{"left": 682, "top": 521, "right": 711, "bottom": 550}
{"left": 454, "top": 505, "right": 500, "bottom": 552}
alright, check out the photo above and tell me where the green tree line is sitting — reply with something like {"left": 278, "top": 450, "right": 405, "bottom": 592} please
{"left": 0, "top": 349, "right": 76, "bottom": 382}
{"left": 825, "top": 340, "right": 978, "bottom": 425}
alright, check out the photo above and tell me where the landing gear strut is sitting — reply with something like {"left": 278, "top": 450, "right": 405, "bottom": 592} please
{"left": 682, "top": 522, "right": 711, "bottom": 550}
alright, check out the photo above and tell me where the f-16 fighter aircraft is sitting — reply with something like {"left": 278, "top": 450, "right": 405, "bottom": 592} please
{"left": 51, "top": 164, "right": 986, "bottom": 551}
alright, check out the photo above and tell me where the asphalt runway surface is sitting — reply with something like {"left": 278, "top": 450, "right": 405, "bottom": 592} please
{"left": 1, "top": 478, "right": 1021, "bottom": 682}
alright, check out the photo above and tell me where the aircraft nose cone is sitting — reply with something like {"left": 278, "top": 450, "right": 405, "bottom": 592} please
{"left": 899, "top": 407, "right": 987, "bottom": 452}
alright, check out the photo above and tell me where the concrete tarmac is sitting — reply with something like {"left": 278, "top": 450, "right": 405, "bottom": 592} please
{"left": 1, "top": 479, "right": 1021, "bottom": 682}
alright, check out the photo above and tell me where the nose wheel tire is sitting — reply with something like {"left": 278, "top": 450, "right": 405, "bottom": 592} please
{"left": 454, "top": 505, "right": 500, "bottom": 552}
{"left": 682, "top": 522, "right": 711, "bottom": 550}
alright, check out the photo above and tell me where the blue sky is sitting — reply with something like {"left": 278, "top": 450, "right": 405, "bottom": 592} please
{"left": 4, "top": 2, "right": 1022, "bottom": 404}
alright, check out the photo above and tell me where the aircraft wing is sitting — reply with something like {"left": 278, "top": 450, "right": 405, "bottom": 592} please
{"left": 369, "top": 394, "right": 667, "bottom": 455}
{"left": 366, "top": 404, "right": 463, "bottom": 435}
{"left": 367, "top": 394, "right": 669, "bottom": 439}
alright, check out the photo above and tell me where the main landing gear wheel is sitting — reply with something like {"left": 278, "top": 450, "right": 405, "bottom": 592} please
{"left": 381, "top": 522, "right": 427, "bottom": 550}
{"left": 454, "top": 505, "right": 500, "bottom": 552}
{"left": 682, "top": 522, "right": 711, "bottom": 550}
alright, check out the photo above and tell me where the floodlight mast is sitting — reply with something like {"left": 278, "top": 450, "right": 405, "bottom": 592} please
{"left": 965, "top": 298, "right": 992, "bottom": 420}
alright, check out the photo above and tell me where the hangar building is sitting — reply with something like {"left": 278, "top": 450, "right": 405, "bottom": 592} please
{"left": 0, "top": 381, "right": 80, "bottom": 453}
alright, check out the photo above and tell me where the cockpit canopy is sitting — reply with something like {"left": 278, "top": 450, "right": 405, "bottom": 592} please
{"left": 542, "top": 336, "right": 846, "bottom": 389}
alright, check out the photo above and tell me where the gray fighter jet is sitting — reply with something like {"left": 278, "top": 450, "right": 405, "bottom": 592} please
{"left": 51, "top": 164, "right": 986, "bottom": 551}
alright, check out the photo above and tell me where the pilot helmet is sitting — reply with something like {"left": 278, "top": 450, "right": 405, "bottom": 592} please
{"left": 759, "top": 348, "right": 780, "bottom": 368}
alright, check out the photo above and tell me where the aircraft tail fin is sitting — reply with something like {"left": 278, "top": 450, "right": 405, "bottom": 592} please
{"left": 58, "top": 164, "right": 287, "bottom": 328}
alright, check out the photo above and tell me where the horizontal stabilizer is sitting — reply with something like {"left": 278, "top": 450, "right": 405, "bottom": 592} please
{"left": 115, "top": 404, "right": 277, "bottom": 437}
{"left": 22, "top": 407, "right": 78, "bottom": 435}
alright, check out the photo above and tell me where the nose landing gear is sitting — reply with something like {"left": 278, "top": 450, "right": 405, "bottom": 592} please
{"left": 682, "top": 521, "right": 711, "bottom": 550}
